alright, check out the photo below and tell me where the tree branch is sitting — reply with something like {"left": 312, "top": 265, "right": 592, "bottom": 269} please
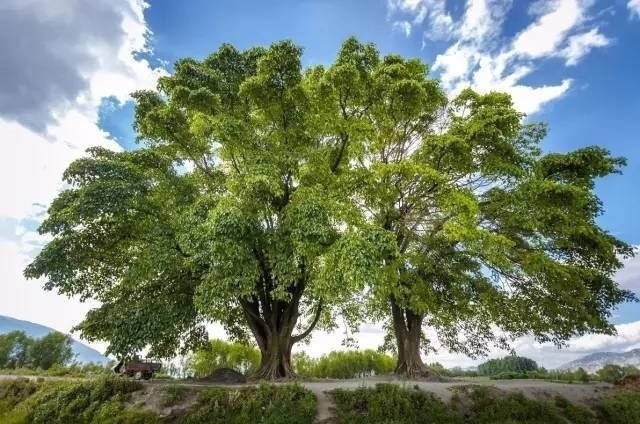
{"left": 292, "top": 300, "right": 323, "bottom": 343}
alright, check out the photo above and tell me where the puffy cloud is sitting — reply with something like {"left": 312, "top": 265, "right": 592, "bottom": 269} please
{"left": 629, "top": 0, "right": 640, "bottom": 18}
{"left": 388, "top": 0, "right": 453, "bottom": 39}
{"left": 615, "top": 247, "right": 640, "bottom": 292}
{"left": 0, "top": 0, "right": 163, "bottom": 131}
{"left": 561, "top": 28, "right": 610, "bottom": 66}
{"left": 0, "top": 0, "right": 165, "bottom": 342}
{"left": 511, "top": 0, "right": 586, "bottom": 59}
{"left": 389, "top": 0, "right": 611, "bottom": 115}
{"left": 392, "top": 20, "right": 412, "bottom": 37}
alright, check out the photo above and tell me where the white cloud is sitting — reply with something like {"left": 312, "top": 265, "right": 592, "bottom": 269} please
{"left": 392, "top": 20, "right": 412, "bottom": 37}
{"left": 560, "top": 28, "right": 610, "bottom": 66}
{"left": 629, "top": 0, "right": 640, "bottom": 18}
{"left": 388, "top": 0, "right": 453, "bottom": 38}
{"left": 615, "top": 247, "right": 640, "bottom": 292}
{"left": 0, "top": 0, "right": 165, "bottom": 349}
{"left": 389, "top": 0, "right": 611, "bottom": 115}
{"left": 511, "top": 0, "right": 586, "bottom": 59}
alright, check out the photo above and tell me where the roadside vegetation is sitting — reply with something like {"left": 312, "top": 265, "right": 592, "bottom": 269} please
{"left": 0, "top": 377, "right": 158, "bottom": 424}
{"left": 331, "top": 383, "right": 640, "bottom": 424}
{"left": 0, "top": 378, "right": 316, "bottom": 424}
{"left": 3, "top": 370, "right": 640, "bottom": 423}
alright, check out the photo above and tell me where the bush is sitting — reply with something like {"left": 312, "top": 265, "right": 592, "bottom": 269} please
{"left": 458, "top": 386, "right": 596, "bottom": 424}
{"left": 331, "top": 383, "right": 463, "bottom": 424}
{"left": 0, "top": 379, "right": 39, "bottom": 414}
{"left": 294, "top": 350, "right": 395, "bottom": 379}
{"left": 597, "top": 364, "right": 625, "bottom": 384}
{"left": 595, "top": 390, "right": 640, "bottom": 424}
{"left": 181, "top": 384, "right": 316, "bottom": 424}
{"left": 477, "top": 356, "right": 539, "bottom": 376}
{"left": 163, "top": 384, "right": 190, "bottom": 407}
{"left": 0, "top": 376, "right": 160, "bottom": 424}
{"left": 189, "top": 339, "right": 260, "bottom": 377}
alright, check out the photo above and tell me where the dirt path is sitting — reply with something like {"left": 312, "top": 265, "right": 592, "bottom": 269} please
{"left": 0, "top": 374, "right": 613, "bottom": 423}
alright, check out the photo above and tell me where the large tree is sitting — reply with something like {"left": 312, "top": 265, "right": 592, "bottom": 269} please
{"left": 25, "top": 37, "right": 634, "bottom": 380}
{"left": 25, "top": 40, "right": 387, "bottom": 379}
{"left": 332, "top": 41, "right": 636, "bottom": 377}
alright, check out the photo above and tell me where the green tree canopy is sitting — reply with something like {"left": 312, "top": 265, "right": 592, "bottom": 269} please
{"left": 477, "top": 356, "right": 539, "bottom": 376}
{"left": 325, "top": 40, "right": 635, "bottom": 376}
{"left": 0, "top": 331, "right": 73, "bottom": 370}
{"left": 27, "top": 332, "right": 74, "bottom": 370}
{"left": 189, "top": 339, "right": 260, "bottom": 376}
{"left": 25, "top": 37, "right": 635, "bottom": 379}
{"left": 0, "top": 331, "right": 31, "bottom": 369}
{"left": 25, "top": 38, "right": 390, "bottom": 379}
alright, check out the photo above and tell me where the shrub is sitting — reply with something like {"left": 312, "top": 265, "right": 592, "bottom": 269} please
{"left": 477, "top": 356, "right": 539, "bottom": 376}
{"left": 0, "top": 376, "right": 159, "bottom": 424}
{"left": 597, "top": 364, "right": 625, "bottom": 384}
{"left": 0, "top": 378, "right": 39, "bottom": 414}
{"left": 461, "top": 386, "right": 596, "bottom": 424}
{"left": 294, "top": 350, "right": 395, "bottom": 379}
{"left": 181, "top": 384, "right": 316, "bottom": 424}
{"left": 331, "top": 383, "right": 463, "bottom": 424}
{"left": 595, "top": 390, "right": 640, "bottom": 424}
{"left": 162, "top": 384, "right": 190, "bottom": 407}
{"left": 189, "top": 339, "right": 260, "bottom": 377}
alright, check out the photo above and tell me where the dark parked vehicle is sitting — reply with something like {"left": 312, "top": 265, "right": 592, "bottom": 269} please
{"left": 113, "top": 356, "right": 161, "bottom": 380}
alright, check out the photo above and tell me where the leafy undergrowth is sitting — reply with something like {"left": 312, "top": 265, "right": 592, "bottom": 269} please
{"left": 0, "top": 379, "right": 316, "bottom": 423}
{"left": 453, "top": 385, "right": 597, "bottom": 424}
{"left": 0, "top": 377, "right": 159, "bottom": 423}
{"left": 162, "top": 384, "right": 190, "bottom": 407}
{"left": 331, "top": 383, "right": 463, "bottom": 424}
{"left": 181, "top": 384, "right": 316, "bottom": 424}
{"left": 330, "top": 383, "right": 640, "bottom": 424}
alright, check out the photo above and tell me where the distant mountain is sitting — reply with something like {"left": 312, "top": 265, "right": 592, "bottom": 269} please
{"left": 558, "top": 348, "right": 640, "bottom": 373}
{"left": 0, "top": 315, "right": 109, "bottom": 365}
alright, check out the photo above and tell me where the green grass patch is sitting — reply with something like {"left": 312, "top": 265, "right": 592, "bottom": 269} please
{"left": 594, "top": 390, "right": 640, "bottom": 424}
{"left": 181, "top": 383, "right": 316, "bottom": 424}
{"left": 0, "top": 376, "right": 159, "bottom": 424}
{"left": 331, "top": 383, "right": 463, "bottom": 424}
{"left": 455, "top": 385, "right": 597, "bottom": 424}
{"left": 162, "top": 384, "right": 190, "bottom": 407}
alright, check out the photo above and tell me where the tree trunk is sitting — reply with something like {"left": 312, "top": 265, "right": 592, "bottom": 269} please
{"left": 240, "top": 292, "right": 322, "bottom": 380}
{"left": 390, "top": 297, "right": 431, "bottom": 379}
{"left": 253, "top": 332, "right": 295, "bottom": 379}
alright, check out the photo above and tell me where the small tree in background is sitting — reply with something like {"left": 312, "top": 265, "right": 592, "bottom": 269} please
{"left": 0, "top": 331, "right": 31, "bottom": 369}
{"left": 189, "top": 339, "right": 260, "bottom": 376}
{"left": 477, "top": 356, "right": 539, "bottom": 376}
{"left": 27, "top": 332, "right": 74, "bottom": 370}
{"left": 575, "top": 367, "right": 590, "bottom": 383}
{"left": 597, "top": 364, "right": 625, "bottom": 383}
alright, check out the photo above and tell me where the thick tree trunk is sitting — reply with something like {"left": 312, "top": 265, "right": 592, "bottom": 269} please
{"left": 240, "top": 292, "right": 322, "bottom": 380}
{"left": 390, "top": 297, "right": 431, "bottom": 379}
{"left": 253, "top": 332, "right": 295, "bottom": 379}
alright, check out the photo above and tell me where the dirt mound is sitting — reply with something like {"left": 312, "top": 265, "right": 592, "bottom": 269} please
{"left": 197, "top": 368, "right": 247, "bottom": 384}
{"left": 616, "top": 374, "right": 640, "bottom": 390}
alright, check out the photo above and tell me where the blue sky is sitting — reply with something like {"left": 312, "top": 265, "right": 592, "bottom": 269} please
{"left": 2, "top": 0, "right": 640, "bottom": 367}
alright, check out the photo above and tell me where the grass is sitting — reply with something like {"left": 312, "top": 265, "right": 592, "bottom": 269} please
{"left": 181, "top": 383, "right": 317, "bottom": 424}
{"left": 162, "top": 384, "right": 190, "bottom": 407}
{"left": 331, "top": 383, "right": 640, "bottom": 424}
{"left": 3, "top": 376, "right": 640, "bottom": 423}
{"left": 331, "top": 383, "right": 463, "bottom": 424}
{"left": 0, "top": 376, "right": 160, "bottom": 423}
{"left": 453, "top": 385, "right": 597, "bottom": 424}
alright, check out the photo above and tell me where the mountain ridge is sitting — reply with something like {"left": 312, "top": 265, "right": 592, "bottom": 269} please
{"left": 0, "top": 314, "right": 109, "bottom": 365}
{"left": 558, "top": 348, "right": 640, "bottom": 373}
